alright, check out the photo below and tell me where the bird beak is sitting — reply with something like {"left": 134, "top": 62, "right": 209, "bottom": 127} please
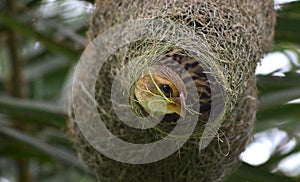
{"left": 167, "top": 93, "right": 186, "bottom": 118}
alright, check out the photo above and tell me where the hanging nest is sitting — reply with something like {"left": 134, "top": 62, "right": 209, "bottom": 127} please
{"left": 68, "top": 0, "right": 275, "bottom": 181}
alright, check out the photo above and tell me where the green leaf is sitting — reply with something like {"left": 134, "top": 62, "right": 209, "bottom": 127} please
{"left": 0, "top": 12, "right": 80, "bottom": 60}
{"left": 275, "top": 1, "right": 300, "bottom": 44}
{"left": 226, "top": 163, "right": 297, "bottom": 182}
{"left": 0, "top": 125, "right": 87, "bottom": 172}
{"left": 257, "top": 74, "right": 300, "bottom": 96}
{"left": 279, "top": 1, "right": 300, "bottom": 14}
{"left": 256, "top": 104, "right": 300, "bottom": 133}
{"left": 275, "top": 16, "right": 300, "bottom": 44}
{"left": 258, "top": 103, "right": 300, "bottom": 121}
{"left": 258, "top": 87, "right": 300, "bottom": 110}
{"left": 0, "top": 135, "right": 52, "bottom": 161}
{"left": 0, "top": 96, "right": 67, "bottom": 127}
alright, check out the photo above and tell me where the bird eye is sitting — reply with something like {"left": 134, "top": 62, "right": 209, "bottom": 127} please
{"left": 160, "top": 84, "right": 172, "bottom": 97}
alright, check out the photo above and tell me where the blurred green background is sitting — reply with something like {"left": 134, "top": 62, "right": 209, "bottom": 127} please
{"left": 0, "top": 0, "right": 299, "bottom": 181}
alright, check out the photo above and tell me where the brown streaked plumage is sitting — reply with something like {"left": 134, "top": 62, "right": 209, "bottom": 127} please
{"left": 134, "top": 49, "right": 211, "bottom": 122}
{"left": 134, "top": 65, "right": 187, "bottom": 119}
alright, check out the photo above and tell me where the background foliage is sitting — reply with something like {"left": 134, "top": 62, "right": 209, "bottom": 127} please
{"left": 0, "top": 0, "right": 299, "bottom": 181}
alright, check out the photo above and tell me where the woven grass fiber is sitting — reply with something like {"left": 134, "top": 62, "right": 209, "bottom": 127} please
{"left": 68, "top": 0, "right": 275, "bottom": 181}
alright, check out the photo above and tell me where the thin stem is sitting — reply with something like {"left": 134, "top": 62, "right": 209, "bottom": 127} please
{"left": 5, "top": 0, "right": 30, "bottom": 181}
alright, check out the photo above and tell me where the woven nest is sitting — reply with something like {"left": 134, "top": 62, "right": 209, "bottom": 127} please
{"left": 68, "top": 0, "right": 275, "bottom": 181}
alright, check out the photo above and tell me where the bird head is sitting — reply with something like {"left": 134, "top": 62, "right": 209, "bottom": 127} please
{"left": 134, "top": 65, "right": 187, "bottom": 119}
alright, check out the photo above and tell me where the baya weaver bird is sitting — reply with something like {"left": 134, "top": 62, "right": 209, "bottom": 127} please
{"left": 133, "top": 49, "right": 211, "bottom": 123}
